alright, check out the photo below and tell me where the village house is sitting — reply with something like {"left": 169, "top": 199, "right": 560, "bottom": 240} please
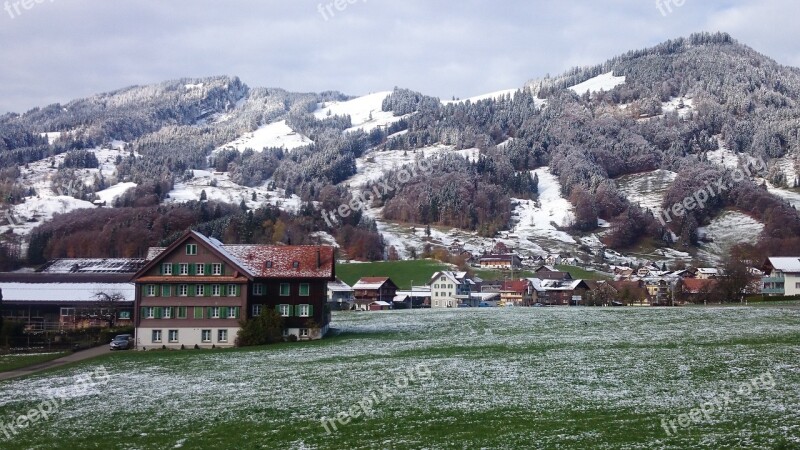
{"left": 761, "top": 257, "right": 800, "bottom": 296}
{"left": 393, "top": 285, "right": 431, "bottom": 309}
{"left": 427, "top": 271, "right": 475, "bottom": 308}
{"left": 680, "top": 278, "right": 719, "bottom": 303}
{"left": 499, "top": 279, "right": 532, "bottom": 306}
{"left": 352, "top": 277, "right": 398, "bottom": 311}
{"left": 327, "top": 277, "right": 354, "bottom": 311}
{"left": 609, "top": 280, "right": 652, "bottom": 306}
{"left": 133, "top": 230, "right": 335, "bottom": 348}
{"left": 527, "top": 277, "right": 591, "bottom": 305}
{"left": 0, "top": 258, "right": 144, "bottom": 331}
{"left": 479, "top": 254, "right": 522, "bottom": 270}
{"left": 696, "top": 268, "right": 720, "bottom": 279}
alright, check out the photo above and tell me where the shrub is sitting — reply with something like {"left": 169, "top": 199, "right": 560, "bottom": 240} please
{"left": 236, "top": 309, "right": 284, "bottom": 347}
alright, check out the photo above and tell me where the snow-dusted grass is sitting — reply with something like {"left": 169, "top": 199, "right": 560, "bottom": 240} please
{"left": 0, "top": 352, "right": 68, "bottom": 373}
{"left": 615, "top": 169, "right": 677, "bottom": 212}
{"left": 216, "top": 120, "right": 312, "bottom": 153}
{"left": 510, "top": 168, "right": 575, "bottom": 247}
{"left": 1, "top": 307, "right": 798, "bottom": 449}
{"left": 568, "top": 72, "right": 626, "bottom": 95}
{"left": 697, "top": 210, "right": 764, "bottom": 264}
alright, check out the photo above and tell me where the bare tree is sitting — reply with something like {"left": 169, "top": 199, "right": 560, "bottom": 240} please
{"left": 93, "top": 291, "right": 128, "bottom": 327}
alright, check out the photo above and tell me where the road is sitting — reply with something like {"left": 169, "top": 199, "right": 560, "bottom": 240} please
{"left": 0, "top": 345, "right": 112, "bottom": 382}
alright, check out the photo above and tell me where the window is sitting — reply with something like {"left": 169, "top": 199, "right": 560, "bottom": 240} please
{"left": 228, "top": 307, "right": 238, "bottom": 319}
{"left": 179, "top": 263, "right": 189, "bottom": 275}
{"left": 211, "top": 307, "right": 220, "bottom": 319}
{"left": 299, "top": 283, "right": 310, "bottom": 297}
{"left": 218, "top": 329, "right": 228, "bottom": 343}
{"left": 280, "top": 283, "right": 290, "bottom": 296}
{"left": 435, "top": 300, "right": 439, "bottom": 307}
{"left": 212, "top": 263, "right": 222, "bottom": 275}
{"left": 212, "top": 284, "right": 221, "bottom": 296}
{"left": 146, "top": 285, "right": 156, "bottom": 297}
{"left": 796, "top": 282, "right": 800, "bottom": 289}
{"left": 201, "top": 330, "right": 211, "bottom": 343}
{"left": 281, "top": 329, "right": 289, "bottom": 337}
{"left": 253, "top": 284, "right": 264, "bottom": 295}
{"left": 279, "top": 304, "right": 291, "bottom": 317}
{"left": 186, "top": 244, "right": 197, "bottom": 255}
{"left": 265, "top": 261, "right": 273, "bottom": 269}
{"left": 60, "top": 307, "right": 75, "bottom": 317}
{"left": 440, "top": 276, "right": 446, "bottom": 282}
{"left": 177, "top": 307, "right": 187, "bottom": 319}
{"left": 196, "top": 285, "right": 204, "bottom": 297}
{"left": 163, "top": 307, "right": 172, "bottom": 319}
{"left": 152, "top": 330, "right": 162, "bottom": 343}
{"left": 162, "top": 263, "right": 173, "bottom": 275}
{"left": 168, "top": 330, "right": 179, "bottom": 342}
{"left": 196, "top": 264, "right": 205, "bottom": 276}
{"left": 178, "top": 284, "right": 188, "bottom": 297}
{"left": 119, "top": 311, "right": 131, "bottom": 320}
{"left": 292, "top": 261, "right": 300, "bottom": 269}
{"left": 145, "top": 307, "right": 155, "bottom": 319}
{"left": 227, "top": 284, "right": 238, "bottom": 297}
{"left": 299, "top": 328, "right": 309, "bottom": 338}
{"left": 161, "top": 285, "right": 171, "bottom": 297}
{"left": 252, "top": 304, "right": 262, "bottom": 316}
{"left": 298, "top": 304, "right": 311, "bottom": 317}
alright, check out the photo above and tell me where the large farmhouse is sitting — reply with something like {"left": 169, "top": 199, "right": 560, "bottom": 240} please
{"left": 133, "top": 230, "right": 335, "bottom": 349}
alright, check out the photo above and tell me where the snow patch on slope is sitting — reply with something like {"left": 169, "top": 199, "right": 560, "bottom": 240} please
{"left": 615, "top": 169, "right": 677, "bottom": 212}
{"left": 442, "top": 89, "right": 519, "bottom": 105}
{"left": 697, "top": 210, "right": 764, "bottom": 264}
{"left": 568, "top": 72, "right": 626, "bottom": 95}
{"left": 510, "top": 168, "right": 575, "bottom": 245}
{"left": 314, "top": 92, "right": 405, "bottom": 133}
{"left": 217, "top": 120, "right": 312, "bottom": 153}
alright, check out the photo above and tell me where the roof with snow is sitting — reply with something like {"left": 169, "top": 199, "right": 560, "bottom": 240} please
{"left": 0, "top": 282, "right": 135, "bottom": 303}
{"left": 352, "top": 277, "right": 395, "bottom": 290}
{"left": 37, "top": 258, "right": 146, "bottom": 274}
{"left": 763, "top": 257, "right": 800, "bottom": 274}
{"left": 327, "top": 277, "right": 353, "bottom": 292}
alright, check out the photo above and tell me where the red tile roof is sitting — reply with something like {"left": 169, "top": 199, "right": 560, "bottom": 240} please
{"left": 224, "top": 245, "right": 335, "bottom": 279}
{"left": 682, "top": 278, "right": 717, "bottom": 294}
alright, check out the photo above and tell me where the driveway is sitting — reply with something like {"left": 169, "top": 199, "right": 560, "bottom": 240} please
{"left": 0, "top": 345, "right": 112, "bottom": 382}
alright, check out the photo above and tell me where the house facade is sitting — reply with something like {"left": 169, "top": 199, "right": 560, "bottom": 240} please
{"left": 327, "top": 277, "right": 354, "bottom": 310}
{"left": 352, "top": 277, "right": 398, "bottom": 310}
{"left": 761, "top": 257, "right": 800, "bottom": 296}
{"left": 133, "top": 231, "right": 334, "bottom": 348}
{"left": 428, "top": 271, "right": 474, "bottom": 308}
{"left": 479, "top": 254, "right": 522, "bottom": 270}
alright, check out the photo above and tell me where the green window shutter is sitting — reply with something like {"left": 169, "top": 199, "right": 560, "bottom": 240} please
{"left": 140, "top": 306, "right": 146, "bottom": 318}
{"left": 141, "top": 285, "right": 147, "bottom": 297}
{"left": 194, "top": 307, "right": 203, "bottom": 319}
{"left": 155, "top": 307, "right": 162, "bottom": 319}
{"left": 234, "top": 307, "right": 240, "bottom": 318}
{"left": 235, "top": 285, "right": 240, "bottom": 296}
{"left": 203, "top": 285, "right": 209, "bottom": 296}
{"left": 207, "top": 307, "right": 213, "bottom": 318}
{"left": 159, "top": 264, "right": 163, "bottom": 275}
{"left": 188, "top": 285, "right": 196, "bottom": 297}
{"left": 221, "top": 307, "right": 229, "bottom": 318}
{"left": 189, "top": 264, "right": 196, "bottom": 275}
{"left": 220, "top": 263, "right": 225, "bottom": 276}
{"left": 205, "top": 263, "right": 212, "bottom": 276}
{"left": 172, "top": 263, "right": 179, "bottom": 276}
{"left": 275, "top": 305, "right": 281, "bottom": 313}
{"left": 309, "top": 305, "right": 314, "bottom": 316}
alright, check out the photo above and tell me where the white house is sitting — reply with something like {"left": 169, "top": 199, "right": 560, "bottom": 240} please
{"left": 762, "top": 257, "right": 800, "bottom": 296}
{"left": 427, "top": 271, "right": 474, "bottom": 308}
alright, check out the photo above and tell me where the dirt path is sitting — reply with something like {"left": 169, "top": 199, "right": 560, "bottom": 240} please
{"left": 0, "top": 346, "right": 112, "bottom": 382}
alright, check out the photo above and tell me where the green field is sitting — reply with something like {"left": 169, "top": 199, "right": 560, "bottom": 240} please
{"left": 1, "top": 306, "right": 799, "bottom": 449}
{"left": 0, "top": 352, "right": 68, "bottom": 373}
{"left": 336, "top": 259, "right": 448, "bottom": 289}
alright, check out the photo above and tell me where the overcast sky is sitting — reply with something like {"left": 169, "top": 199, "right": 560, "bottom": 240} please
{"left": 1, "top": 0, "right": 798, "bottom": 113}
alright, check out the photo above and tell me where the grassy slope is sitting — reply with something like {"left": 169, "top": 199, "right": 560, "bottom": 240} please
{"left": 0, "top": 307, "right": 798, "bottom": 449}
{"left": 336, "top": 259, "right": 448, "bottom": 289}
{"left": 0, "top": 352, "right": 68, "bottom": 373}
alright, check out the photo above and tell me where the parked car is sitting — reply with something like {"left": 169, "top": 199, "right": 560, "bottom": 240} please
{"left": 533, "top": 303, "right": 544, "bottom": 307}
{"left": 110, "top": 334, "right": 133, "bottom": 350}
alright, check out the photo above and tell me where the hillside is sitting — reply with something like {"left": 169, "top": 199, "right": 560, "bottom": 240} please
{"left": 3, "top": 32, "right": 800, "bottom": 269}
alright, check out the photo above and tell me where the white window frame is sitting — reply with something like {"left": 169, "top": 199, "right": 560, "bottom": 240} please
{"left": 162, "top": 263, "right": 173, "bottom": 275}
{"left": 196, "top": 284, "right": 204, "bottom": 297}
{"left": 227, "top": 284, "right": 237, "bottom": 297}
{"left": 186, "top": 244, "right": 197, "bottom": 255}
{"left": 152, "top": 330, "right": 162, "bottom": 343}
{"left": 146, "top": 285, "right": 156, "bottom": 297}
{"left": 252, "top": 304, "right": 262, "bottom": 316}
{"left": 212, "top": 263, "right": 222, "bottom": 275}
{"left": 298, "top": 304, "right": 310, "bottom": 317}
{"left": 60, "top": 307, "right": 75, "bottom": 317}
{"left": 201, "top": 329, "right": 211, "bottom": 343}
{"left": 163, "top": 307, "right": 172, "bottom": 319}
{"left": 299, "top": 283, "right": 310, "bottom": 297}
{"left": 178, "top": 284, "right": 188, "bottom": 297}
{"left": 145, "top": 307, "right": 155, "bottom": 319}
{"left": 280, "top": 283, "right": 290, "bottom": 296}
{"left": 212, "top": 284, "right": 221, "bottom": 297}
{"left": 211, "top": 307, "right": 221, "bottom": 319}
{"left": 196, "top": 264, "right": 205, "bottom": 276}
{"left": 217, "top": 329, "right": 228, "bottom": 343}
{"left": 279, "top": 304, "right": 290, "bottom": 317}
{"left": 253, "top": 284, "right": 264, "bottom": 295}
{"left": 299, "top": 328, "right": 309, "bottom": 338}
{"left": 179, "top": 263, "right": 189, "bottom": 275}
{"left": 168, "top": 330, "right": 178, "bottom": 343}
